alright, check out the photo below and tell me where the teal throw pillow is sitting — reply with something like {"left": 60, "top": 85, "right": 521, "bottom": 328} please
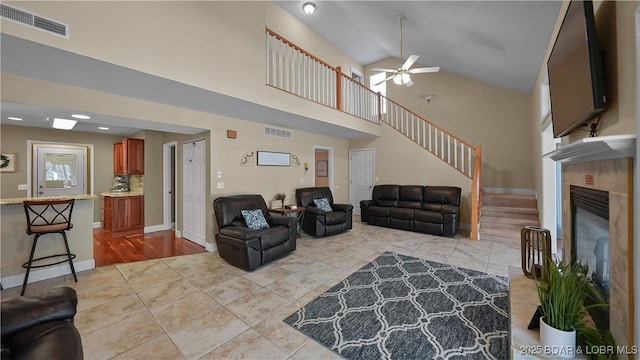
{"left": 313, "top": 197, "right": 332, "bottom": 212}
{"left": 241, "top": 209, "right": 269, "bottom": 230}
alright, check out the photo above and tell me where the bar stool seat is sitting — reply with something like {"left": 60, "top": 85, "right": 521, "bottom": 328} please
{"left": 21, "top": 199, "right": 78, "bottom": 296}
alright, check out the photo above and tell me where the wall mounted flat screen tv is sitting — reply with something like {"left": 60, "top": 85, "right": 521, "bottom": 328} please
{"left": 548, "top": 0, "right": 607, "bottom": 138}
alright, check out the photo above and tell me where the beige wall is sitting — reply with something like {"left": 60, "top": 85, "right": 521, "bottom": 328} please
{"left": 365, "top": 60, "right": 534, "bottom": 190}
{"left": 0, "top": 124, "right": 121, "bottom": 221}
{"left": 350, "top": 125, "right": 473, "bottom": 225}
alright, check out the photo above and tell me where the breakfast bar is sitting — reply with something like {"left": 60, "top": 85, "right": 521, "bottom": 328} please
{"left": 0, "top": 194, "right": 96, "bottom": 288}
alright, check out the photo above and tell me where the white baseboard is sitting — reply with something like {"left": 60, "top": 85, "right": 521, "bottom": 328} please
{"left": 483, "top": 188, "right": 537, "bottom": 197}
{"left": 175, "top": 230, "right": 182, "bottom": 238}
{"left": 205, "top": 242, "right": 217, "bottom": 252}
{"left": 93, "top": 222, "right": 102, "bottom": 228}
{"left": 1, "top": 259, "right": 95, "bottom": 289}
{"left": 144, "top": 224, "right": 166, "bottom": 233}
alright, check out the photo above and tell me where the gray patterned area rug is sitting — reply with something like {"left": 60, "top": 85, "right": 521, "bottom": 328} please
{"left": 284, "top": 252, "right": 509, "bottom": 360}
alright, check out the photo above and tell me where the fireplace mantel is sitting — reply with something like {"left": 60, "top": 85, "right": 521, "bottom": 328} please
{"left": 544, "top": 134, "right": 636, "bottom": 164}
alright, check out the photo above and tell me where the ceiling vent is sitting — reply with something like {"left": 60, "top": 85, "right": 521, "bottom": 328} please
{"left": 264, "top": 126, "right": 292, "bottom": 139}
{"left": 1, "top": 4, "right": 68, "bottom": 38}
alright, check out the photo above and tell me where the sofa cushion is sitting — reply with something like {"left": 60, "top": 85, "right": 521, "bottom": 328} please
{"left": 368, "top": 206, "right": 391, "bottom": 217}
{"left": 259, "top": 227, "right": 291, "bottom": 249}
{"left": 423, "top": 186, "right": 462, "bottom": 206}
{"left": 313, "top": 198, "right": 332, "bottom": 212}
{"left": 372, "top": 185, "right": 400, "bottom": 207}
{"left": 241, "top": 209, "right": 269, "bottom": 230}
{"left": 390, "top": 207, "right": 414, "bottom": 220}
{"left": 414, "top": 209, "right": 443, "bottom": 223}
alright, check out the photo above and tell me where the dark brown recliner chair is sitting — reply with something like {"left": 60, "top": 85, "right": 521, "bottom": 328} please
{"left": 295, "top": 187, "right": 353, "bottom": 237}
{"left": 1, "top": 286, "right": 83, "bottom": 360}
{"left": 213, "top": 195, "right": 297, "bottom": 271}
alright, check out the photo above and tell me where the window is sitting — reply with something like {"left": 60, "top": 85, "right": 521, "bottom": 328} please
{"left": 369, "top": 72, "right": 387, "bottom": 114}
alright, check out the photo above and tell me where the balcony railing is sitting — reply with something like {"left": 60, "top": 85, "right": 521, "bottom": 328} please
{"left": 266, "top": 28, "right": 482, "bottom": 239}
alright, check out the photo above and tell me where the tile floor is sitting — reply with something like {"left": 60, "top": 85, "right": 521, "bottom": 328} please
{"left": 2, "top": 218, "right": 521, "bottom": 359}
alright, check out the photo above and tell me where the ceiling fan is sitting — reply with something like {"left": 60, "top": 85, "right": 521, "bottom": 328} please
{"left": 372, "top": 16, "right": 440, "bottom": 87}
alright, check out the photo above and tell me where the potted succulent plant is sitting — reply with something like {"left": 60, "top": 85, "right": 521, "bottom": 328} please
{"left": 535, "top": 260, "right": 591, "bottom": 359}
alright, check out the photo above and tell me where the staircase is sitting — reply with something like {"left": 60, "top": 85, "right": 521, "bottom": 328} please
{"left": 479, "top": 193, "right": 540, "bottom": 244}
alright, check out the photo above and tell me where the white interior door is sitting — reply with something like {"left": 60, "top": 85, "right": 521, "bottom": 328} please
{"left": 182, "top": 140, "right": 206, "bottom": 246}
{"left": 349, "top": 149, "right": 375, "bottom": 215}
{"left": 35, "top": 145, "right": 87, "bottom": 197}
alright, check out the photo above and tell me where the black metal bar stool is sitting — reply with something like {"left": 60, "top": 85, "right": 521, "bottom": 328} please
{"left": 21, "top": 199, "right": 78, "bottom": 296}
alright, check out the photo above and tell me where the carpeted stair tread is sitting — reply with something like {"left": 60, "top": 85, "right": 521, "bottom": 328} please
{"left": 479, "top": 228, "right": 522, "bottom": 243}
{"left": 482, "top": 193, "right": 537, "bottom": 208}
{"left": 480, "top": 215, "right": 540, "bottom": 226}
{"left": 481, "top": 205, "right": 539, "bottom": 214}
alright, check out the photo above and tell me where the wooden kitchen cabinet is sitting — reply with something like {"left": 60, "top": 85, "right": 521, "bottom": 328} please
{"left": 114, "top": 138, "right": 144, "bottom": 175}
{"left": 102, "top": 195, "right": 144, "bottom": 235}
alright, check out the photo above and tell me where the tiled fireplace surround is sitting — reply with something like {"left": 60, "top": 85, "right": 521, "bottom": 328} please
{"left": 562, "top": 157, "right": 634, "bottom": 349}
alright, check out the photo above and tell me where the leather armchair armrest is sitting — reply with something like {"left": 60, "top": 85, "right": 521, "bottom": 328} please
{"left": 304, "top": 207, "right": 326, "bottom": 216}
{"left": 332, "top": 203, "right": 353, "bottom": 213}
{"left": 269, "top": 215, "right": 296, "bottom": 228}
{"left": 220, "top": 226, "right": 262, "bottom": 240}
{"left": 360, "top": 200, "right": 374, "bottom": 207}
{"left": 441, "top": 204, "right": 460, "bottom": 214}
{"left": 1, "top": 287, "right": 78, "bottom": 341}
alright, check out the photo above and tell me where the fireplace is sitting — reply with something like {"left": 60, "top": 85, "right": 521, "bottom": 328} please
{"left": 570, "top": 185, "right": 610, "bottom": 330}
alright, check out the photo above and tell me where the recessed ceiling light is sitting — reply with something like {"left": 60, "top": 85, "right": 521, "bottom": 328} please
{"left": 52, "top": 118, "right": 77, "bottom": 130}
{"left": 71, "top": 114, "right": 91, "bottom": 120}
{"left": 98, "top": 126, "right": 110, "bottom": 130}
{"left": 302, "top": 2, "right": 316, "bottom": 15}
{"left": 7, "top": 117, "right": 23, "bottom": 121}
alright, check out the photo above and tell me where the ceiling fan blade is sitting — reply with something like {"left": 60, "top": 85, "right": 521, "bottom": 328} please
{"left": 404, "top": 78, "right": 414, "bottom": 87}
{"left": 401, "top": 55, "right": 419, "bottom": 70}
{"left": 409, "top": 66, "right": 441, "bottom": 74}
{"left": 374, "top": 74, "right": 396, "bottom": 87}
{"left": 371, "top": 68, "right": 399, "bottom": 73}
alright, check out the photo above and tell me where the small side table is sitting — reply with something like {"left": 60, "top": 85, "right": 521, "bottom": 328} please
{"left": 270, "top": 207, "right": 305, "bottom": 237}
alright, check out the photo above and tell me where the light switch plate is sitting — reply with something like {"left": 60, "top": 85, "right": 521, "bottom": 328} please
{"left": 217, "top": 181, "right": 224, "bottom": 189}
{"left": 18, "top": 184, "right": 27, "bottom": 190}
{"left": 217, "top": 171, "right": 222, "bottom": 178}
{"left": 299, "top": 178, "right": 304, "bottom": 184}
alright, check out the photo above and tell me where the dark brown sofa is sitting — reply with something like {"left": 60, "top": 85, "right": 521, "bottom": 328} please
{"left": 213, "top": 194, "right": 297, "bottom": 271}
{"left": 360, "top": 185, "right": 461, "bottom": 237}
{"left": 1, "top": 287, "right": 83, "bottom": 360}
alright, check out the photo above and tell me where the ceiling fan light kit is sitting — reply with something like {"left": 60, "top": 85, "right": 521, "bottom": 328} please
{"left": 371, "top": 16, "right": 440, "bottom": 87}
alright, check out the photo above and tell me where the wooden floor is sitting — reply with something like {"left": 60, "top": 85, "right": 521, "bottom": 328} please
{"left": 93, "top": 228, "right": 206, "bottom": 267}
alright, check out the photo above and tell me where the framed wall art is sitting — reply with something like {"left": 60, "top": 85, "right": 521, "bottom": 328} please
{"left": 317, "top": 160, "right": 328, "bottom": 177}
{"left": 0, "top": 153, "right": 16, "bottom": 173}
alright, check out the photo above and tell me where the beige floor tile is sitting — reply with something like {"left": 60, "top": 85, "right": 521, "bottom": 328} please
{"left": 225, "top": 287, "right": 291, "bottom": 326}
{"left": 294, "top": 284, "right": 332, "bottom": 307}
{"left": 205, "top": 276, "right": 263, "bottom": 305}
{"left": 189, "top": 267, "right": 243, "bottom": 290}
{"left": 137, "top": 277, "right": 201, "bottom": 310}
{"left": 269, "top": 255, "right": 316, "bottom": 273}
{"left": 126, "top": 267, "right": 184, "bottom": 293}
{"left": 2, "top": 276, "right": 67, "bottom": 299}
{"left": 319, "top": 254, "right": 369, "bottom": 270}
{"left": 65, "top": 266, "right": 128, "bottom": 294}
{"left": 116, "top": 258, "right": 171, "bottom": 280}
{"left": 295, "top": 262, "right": 344, "bottom": 283}
{"left": 82, "top": 311, "right": 164, "bottom": 359}
{"left": 409, "top": 250, "right": 448, "bottom": 264}
{"left": 112, "top": 334, "right": 185, "bottom": 360}
{"left": 166, "top": 257, "right": 223, "bottom": 278}
{"left": 444, "top": 255, "right": 488, "bottom": 273}
{"left": 486, "top": 262, "right": 510, "bottom": 277}
{"left": 253, "top": 304, "right": 311, "bottom": 355}
{"left": 200, "top": 328, "right": 289, "bottom": 359}
{"left": 75, "top": 280, "right": 134, "bottom": 312}
{"left": 75, "top": 293, "right": 147, "bottom": 335}
{"left": 266, "top": 273, "right": 323, "bottom": 302}
{"left": 151, "top": 291, "right": 221, "bottom": 332}
{"left": 167, "top": 307, "right": 248, "bottom": 360}
{"left": 242, "top": 265, "right": 292, "bottom": 287}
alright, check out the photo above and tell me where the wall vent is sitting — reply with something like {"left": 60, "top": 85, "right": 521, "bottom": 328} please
{"left": 1, "top": 4, "right": 68, "bottom": 38}
{"left": 264, "top": 126, "right": 292, "bottom": 139}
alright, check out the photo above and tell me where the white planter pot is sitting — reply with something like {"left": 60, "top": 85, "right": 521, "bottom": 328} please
{"left": 540, "top": 316, "right": 576, "bottom": 358}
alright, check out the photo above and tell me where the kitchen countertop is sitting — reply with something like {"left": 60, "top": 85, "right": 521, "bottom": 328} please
{"left": 99, "top": 190, "right": 144, "bottom": 197}
{"left": 0, "top": 193, "right": 97, "bottom": 205}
